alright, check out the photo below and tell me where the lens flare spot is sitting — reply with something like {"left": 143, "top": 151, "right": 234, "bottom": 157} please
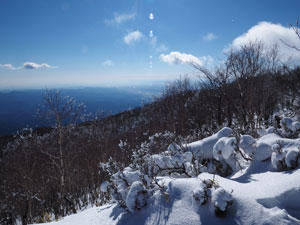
{"left": 149, "top": 30, "right": 153, "bottom": 38}
{"left": 149, "top": 13, "right": 154, "bottom": 20}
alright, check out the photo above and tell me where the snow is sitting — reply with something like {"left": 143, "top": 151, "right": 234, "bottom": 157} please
{"left": 186, "top": 127, "right": 233, "bottom": 159}
{"left": 193, "top": 186, "right": 207, "bottom": 205}
{"left": 100, "top": 181, "right": 110, "bottom": 193}
{"left": 255, "top": 142, "right": 273, "bottom": 161}
{"left": 36, "top": 166, "right": 300, "bottom": 225}
{"left": 281, "top": 117, "right": 300, "bottom": 133}
{"left": 239, "top": 135, "right": 256, "bottom": 156}
{"left": 254, "top": 133, "right": 300, "bottom": 162}
{"left": 121, "top": 167, "right": 141, "bottom": 185}
{"left": 271, "top": 151, "right": 286, "bottom": 170}
{"left": 33, "top": 124, "right": 300, "bottom": 225}
{"left": 285, "top": 149, "right": 299, "bottom": 168}
{"left": 167, "top": 143, "right": 181, "bottom": 153}
{"left": 31, "top": 204, "right": 123, "bottom": 225}
{"left": 150, "top": 151, "right": 194, "bottom": 174}
{"left": 211, "top": 187, "right": 233, "bottom": 212}
{"left": 257, "top": 127, "right": 276, "bottom": 137}
{"left": 213, "top": 137, "right": 236, "bottom": 160}
{"left": 126, "top": 181, "right": 147, "bottom": 213}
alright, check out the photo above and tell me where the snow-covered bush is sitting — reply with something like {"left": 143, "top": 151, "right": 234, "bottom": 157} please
{"left": 211, "top": 187, "right": 233, "bottom": 216}
{"left": 192, "top": 179, "right": 213, "bottom": 205}
{"left": 100, "top": 164, "right": 147, "bottom": 210}
{"left": 100, "top": 132, "right": 188, "bottom": 212}
{"left": 193, "top": 178, "right": 233, "bottom": 216}
{"left": 239, "top": 135, "right": 256, "bottom": 156}
{"left": 100, "top": 181, "right": 110, "bottom": 193}
{"left": 285, "top": 148, "right": 299, "bottom": 169}
{"left": 101, "top": 129, "right": 236, "bottom": 212}
{"left": 193, "top": 187, "right": 209, "bottom": 205}
{"left": 126, "top": 181, "right": 148, "bottom": 213}
{"left": 257, "top": 127, "right": 276, "bottom": 137}
{"left": 186, "top": 127, "right": 233, "bottom": 160}
{"left": 101, "top": 127, "right": 247, "bottom": 213}
{"left": 271, "top": 142, "right": 299, "bottom": 171}
{"left": 213, "top": 137, "right": 236, "bottom": 161}
{"left": 100, "top": 125, "right": 299, "bottom": 215}
{"left": 212, "top": 136, "right": 245, "bottom": 173}
{"left": 280, "top": 117, "right": 300, "bottom": 138}
{"left": 185, "top": 127, "right": 245, "bottom": 176}
{"left": 255, "top": 142, "right": 273, "bottom": 161}
{"left": 139, "top": 127, "right": 251, "bottom": 179}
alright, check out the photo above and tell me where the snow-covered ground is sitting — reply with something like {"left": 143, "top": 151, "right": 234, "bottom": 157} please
{"left": 33, "top": 162, "right": 300, "bottom": 225}
{"left": 33, "top": 119, "right": 300, "bottom": 225}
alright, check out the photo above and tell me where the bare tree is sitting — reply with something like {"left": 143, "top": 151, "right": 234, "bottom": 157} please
{"left": 281, "top": 20, "right": 300, "bottom": 52}
{"left": 191, "top": 41, "right": 281, "bottom": 133}
{"left": 192, "top": 62, "right": 231, "bottom": 127}
{"left": 37, "top": 90, "right": 86, "bottom": 217}
{"left": 225, "top": 41, "right": 280, "bottom": 132}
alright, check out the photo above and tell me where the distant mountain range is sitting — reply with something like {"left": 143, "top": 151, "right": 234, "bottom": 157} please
{"left": 0, "top": 85, "right": 163, "bottom": 136}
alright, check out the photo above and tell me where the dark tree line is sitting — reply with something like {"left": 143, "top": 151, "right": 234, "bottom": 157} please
{"left": 1, "top": 42, "right": 300, "bottom": 224}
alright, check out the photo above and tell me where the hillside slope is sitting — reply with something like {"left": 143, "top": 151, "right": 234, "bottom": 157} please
{"left": 36, "top": 124, "right": 300, "bottom": 225}
{"left": 36, "top": 165, "right": 300, "bottom": 225}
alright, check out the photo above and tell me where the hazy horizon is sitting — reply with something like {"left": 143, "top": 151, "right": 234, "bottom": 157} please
{"left": 0, "top": 85, "right": 163, "bottom": 135}
{"left": 0, "top": 79, "right": 167, "bottom": 91}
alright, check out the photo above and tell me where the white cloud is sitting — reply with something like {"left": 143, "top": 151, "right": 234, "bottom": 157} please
{"left": 0, "top": 64, "right": 17, "bottom": 70}
{"left": 160, "top": 51, "right": 203, "bottom": 66}
{"left": 0, "top": 62, "right": 56, "bottom": 70}
{"left": 124, "top": 30, "right": 143, "bottom": 45}
{"left": 102, "top": 60, "right": 113, "bottom": 66}
{"left": 23, "top": 62, "right": 56, "bottom": 69}
{"left": 230, "top": 21, "right": 300, "bottom": 62}
{"left": 105, "top": 12, "right": 136, "bottom": 25}
{"left": 203, "top": 32, "right": 217, "bottom": 41}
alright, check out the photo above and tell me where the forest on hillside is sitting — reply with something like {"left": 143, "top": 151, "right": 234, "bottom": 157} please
{"left": 1, "top": 41, "right": 300, "bottom": 225}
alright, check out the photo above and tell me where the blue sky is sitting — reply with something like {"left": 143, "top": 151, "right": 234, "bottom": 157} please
{"left": 0, "top": 0, "right": 300, "bottom": 89}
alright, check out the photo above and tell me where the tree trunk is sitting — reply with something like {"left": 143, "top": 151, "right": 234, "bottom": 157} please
{"left": 58, "top": 126, "right": 65, "bottom": 217}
